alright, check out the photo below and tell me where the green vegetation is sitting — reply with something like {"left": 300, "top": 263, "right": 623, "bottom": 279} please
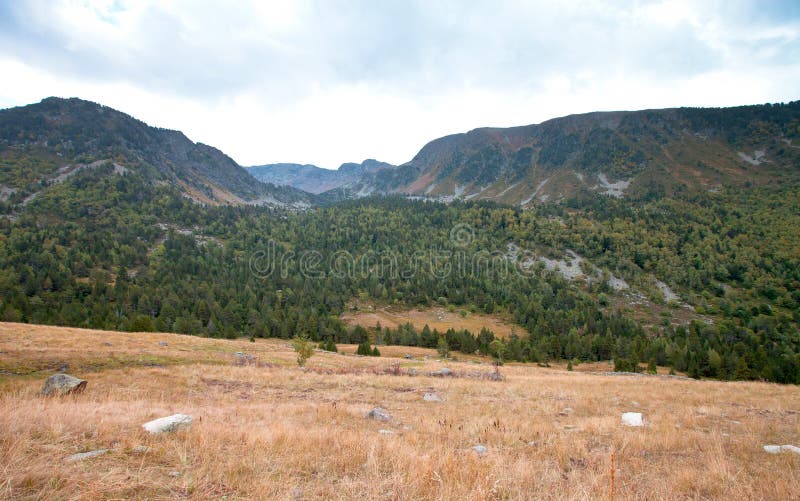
{"left": 0, "top": 98, "right": 798, "bottom": 384}
{"left": 291, "top": 335, "right": 314, "bottom": 367}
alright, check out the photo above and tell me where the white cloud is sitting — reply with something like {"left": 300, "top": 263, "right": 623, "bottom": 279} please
{"left": 1, "top": 0, "right": 798, "bottom": 167}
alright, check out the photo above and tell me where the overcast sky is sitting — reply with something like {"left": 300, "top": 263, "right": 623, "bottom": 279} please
{"left": 1, "top": 0, "right": 799, "bottom": 168}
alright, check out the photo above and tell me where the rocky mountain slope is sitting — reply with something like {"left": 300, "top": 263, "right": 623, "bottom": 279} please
{"left": 0, "top": 97, "right": 313, "bottom": 208}
{"left": 333, "top": 103, "right": 800, "bottom": 205}
{"left": 246, "top": 159, "right": 394, "bottom": 194}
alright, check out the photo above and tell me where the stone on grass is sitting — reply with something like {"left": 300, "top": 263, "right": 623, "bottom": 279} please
{"left": 431, "top": 368, "right": 453, "bottom": 377}
{"left": 66, "top": 449, "right": 109, "bottom": 462}
{"left": 158, "top": 341, "right": 168, "bottom": 347}
{"left": 142, "top": 414, "right": 193, "bottom": 434}
{"left": 423, "top": 392, "right": 443, "bottom": 402}
{"left": 378, "top": 429, "right": 394, "bottom": 435}
{"left": 133, "top": 445, "right": 150, "bottom": 453}
{"left": 472, "top": 445, "right": 487, "bottom": 455}
{"left": 234, "top": 352, "right": 257, "bottom": 366}
{"left": 366, "top": 407, "right": 392, "bottom": 421}
{"left": 764, "top": 444, "right": 800, "bottom": 455}
{"left": 621, "top": 412, "right": 644, "bottom": 427}
{"left": 41, "top": 374, "right": 87, "bottom": 396}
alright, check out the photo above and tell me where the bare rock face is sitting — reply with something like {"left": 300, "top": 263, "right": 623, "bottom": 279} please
{"left": 41, "top": 374, "right": 87, "bottom": 396}
{"left": 142, "top": 414, "right": 193, "bottom": 434}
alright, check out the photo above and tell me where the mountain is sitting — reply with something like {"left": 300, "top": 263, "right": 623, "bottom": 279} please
{"left": 336, "top": 102, "right": 800, "bottom": 204}
{"left": 0, "top": 96, "right": 798, "bottom": 386}
{"left": 246, "top": 159, "right": 394, "bottom": 194}
{"left": 0, "top": 97, "right": 313, "bottom": 208}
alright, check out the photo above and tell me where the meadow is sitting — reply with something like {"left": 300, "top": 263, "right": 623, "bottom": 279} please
{"left": 0, "top": 322, "right": 798, "bottom": 500}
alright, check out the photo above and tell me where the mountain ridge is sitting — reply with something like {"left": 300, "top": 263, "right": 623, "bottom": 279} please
{"left": 0, "top": 97, "right": 313, "bottom": 208}
{"left": 246, "top": 159, "right": 394, "bottom": 194}
{"left": 325, "top": 102, "right": 800, "bottom": 204}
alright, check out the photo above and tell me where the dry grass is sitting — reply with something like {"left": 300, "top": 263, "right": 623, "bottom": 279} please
{"left": 1, "top": 322, "right": 799, "bottom": 500}
{"left": 341, "top": 302, "right": 523, "bottom": 339}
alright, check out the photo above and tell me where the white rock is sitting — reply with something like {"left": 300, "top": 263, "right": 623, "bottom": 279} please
{"left": 765, "top": 444, "right": 800, "bottom": 455}
{"left": 423, "top": 392, "right": 443, "bottom": 402}
{"left": 142, "top": 414, "right": 193, "bottom": 434}
{"left": 378, "top": 429, "right": 394, "bottom": 435}
{"left": 621, "top": 412, "right": 644, "bottom": 427}
{"left": 472, "top": 445, "right": 487, "bottom": 455}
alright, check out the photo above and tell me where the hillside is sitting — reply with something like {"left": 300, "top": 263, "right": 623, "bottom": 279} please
{"left": 334, "top": 102, "right": 800, "bottom": 205}
{"left": 0, "top": 97, "right": 313, "bottom": 208}
{"left": 0, "top": 97, "right": 797, "bottom": 385}
{"left": 1, "top": 322, "right": 798, "bottom": 499}
{"left": 247, "top": 159, "right": 394, "bottom": 194}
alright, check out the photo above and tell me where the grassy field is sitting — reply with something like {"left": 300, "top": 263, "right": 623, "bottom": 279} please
{"left": 341, "top": 302, "right": 523, "bottom": 339}
{"left": 0, "top": 322, "right": 798, "bottom": 500}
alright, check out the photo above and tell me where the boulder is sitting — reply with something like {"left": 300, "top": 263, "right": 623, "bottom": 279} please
{"left": 41, "top": 374, "right": 87, "bottom": 396}
{"left": 142, "top": 414, "right": 193, "bottom": 434}
{"left": 431, "top": 368, "right": 453, "bottom": 377}
{"left": 366, "top": 407, "right": 392, "bottom": 421}
{"left": 621, "top": 412, "right": 644, "bottom": 427}
{"left": 423, "top": 392, "right": 443, "bottom": 402}
{"left": 472, "top": 445, "right": 487, "bottom": 455}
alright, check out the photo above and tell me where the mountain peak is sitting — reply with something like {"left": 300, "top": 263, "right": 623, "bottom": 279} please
{"left": 0, "top": 97, "right": 313, "bottom": 208}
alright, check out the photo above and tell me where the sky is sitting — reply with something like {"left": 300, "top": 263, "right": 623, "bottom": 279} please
{"left": 1, "top": 1, "right": 799, "bottom": 169}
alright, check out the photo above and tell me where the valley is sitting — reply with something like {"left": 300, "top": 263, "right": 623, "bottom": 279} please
{"left": 0, "top": 98, "right": 798, "bottom": 384}
{"left": 3, "top": 3, "right": 799, "bottom": 499}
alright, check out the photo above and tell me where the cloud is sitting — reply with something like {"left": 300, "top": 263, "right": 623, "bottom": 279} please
{"left": 1, "top": 0, "right": 799, "bottom": 167}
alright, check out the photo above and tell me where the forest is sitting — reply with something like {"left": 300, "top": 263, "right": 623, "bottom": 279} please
{"left": 0, "top": 157, "right": 798, "bottom": 384}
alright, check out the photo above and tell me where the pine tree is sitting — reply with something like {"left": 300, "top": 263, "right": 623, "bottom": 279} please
{"left": 437, "top": 336, "right": 449, "bottom": 359}
{"left": 734, "top": 357, "right": 751, "bottom": 380}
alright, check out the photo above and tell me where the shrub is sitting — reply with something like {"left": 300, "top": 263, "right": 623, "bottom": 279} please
{"left": 292, "top": 335, "right": 315, "bottom": 367}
